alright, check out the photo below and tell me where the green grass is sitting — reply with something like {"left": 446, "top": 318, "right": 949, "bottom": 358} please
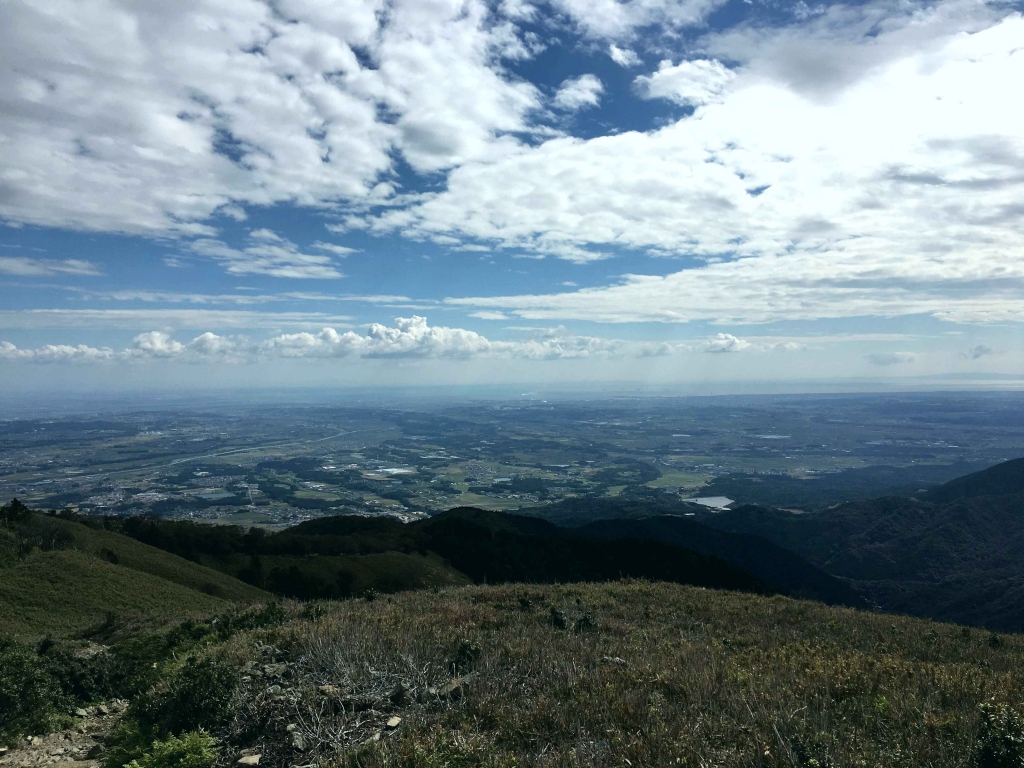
{"left": 267, "top": 581, "right": 1024, "bottom": 767}
{"left": 0, "top": 511, "right": 271, "bottom": 638}
{"left": 4, "top": 579, "right": 1024, "bottom": 765}
{"left": 0, "top": 549, "right": 237, "bottom": 638}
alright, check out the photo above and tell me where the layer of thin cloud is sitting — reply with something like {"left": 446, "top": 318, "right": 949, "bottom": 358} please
{"left": 189, "top": 230, "right": 344, "bottom": 279}
{"left": 0, "top": 317, "right": 757, "bottom": 363}
{"left": 553, "top": 75, "right": 604, "bottom": 111}
{"left": 866, "top": 352, "right": 917, "bottom": 366}
{"left": 0, "top": 309, "right": 354, "bottom": 330}
{"left": 0, "top": 257, "right": 102, "bottom": 277}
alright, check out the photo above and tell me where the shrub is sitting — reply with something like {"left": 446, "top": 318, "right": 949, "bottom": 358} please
{"left": 36, "top": 639, "right": 128, "bottom": 704}
{"left": 974, "top": 703, "right": 1024, "bottom": 768}
{"left": 0, "top": 638, "right": 66, "bottom": 746}
{"left": 125, "top": 732, "right": 219, "bottom": 768}
{"left": 106, "top": 657, "right": 237, "bottom": 768}
{"left": 130, "top": 656, "right": 238, "bottom": 739}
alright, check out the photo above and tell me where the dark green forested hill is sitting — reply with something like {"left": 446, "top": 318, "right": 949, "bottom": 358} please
{"left": 703, "top": 459, "right": 1024, "bottom": 631}
{"left": 106, "top": 506, "right": 784, "bottom": 602}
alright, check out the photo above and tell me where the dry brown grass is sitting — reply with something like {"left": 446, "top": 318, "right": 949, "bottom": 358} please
{"left": 214, "top": 581, "right": 1024, "bottom": 768}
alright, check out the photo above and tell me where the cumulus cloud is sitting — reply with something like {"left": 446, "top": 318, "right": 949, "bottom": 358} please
{"left": 0, "top": 340, "right": 115, "bottom": 363}
{"left": 0, "top": 0, "right": 541, "bottom": 234}
{"left": 866, "top": 352, "right": 917, "bottom": 366}
{"left": 609, "top": 44, "right": 642, "bottom": 67}
{"left": 0, "top": 257, "right": 102, "bottom": 277}
{"left": 634, "top": 59, "right": 735, "bottom": 106}
{"left": 701, "top": 333, "right": 750, "bottom": 353}
{"left": 552, "top": 75, "right": 604, "bottom": 111}
{"left": 0, "top": 316, "right": 705, "bottom": 364}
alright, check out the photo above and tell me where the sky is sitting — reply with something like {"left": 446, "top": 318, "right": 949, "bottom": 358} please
{"left": 2, "top": 0, "right": 1024, "bottom": 394}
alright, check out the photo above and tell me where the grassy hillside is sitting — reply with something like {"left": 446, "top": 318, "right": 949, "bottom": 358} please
{"left": 0, "top": 501, "right": 271, "bottom": 637}
{"left": 5, "top": 581, "right": 1023, "bottom": 767}
{"left": 0, "top": 548, "right": 239, "bottom": 638}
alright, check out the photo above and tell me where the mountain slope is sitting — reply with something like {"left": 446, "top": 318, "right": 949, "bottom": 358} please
{"left": 8, "top": 581, "right": 1021, "bottom": 766}
{"left": 924, "top": 456, "right": 1024, "bottom": 503}
{"left": 575, "top": 515, "right": 866, "bottom": 608}
{"left": 702, "top": 458, "right": 1024, "bottom": 631}
{"left": 0, "top": 501, "right": 271, "bottom": 637}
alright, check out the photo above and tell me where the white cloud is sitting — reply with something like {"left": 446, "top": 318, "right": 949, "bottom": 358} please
{"left": 553, "top": 74, "right": 604, "bottom": 111}
{"left": 312, "top": 242, "right": 358, "bottom": 256}
{"left": 634, "top": 59, "right": 735, "bottom": 106}
{"left": 609, "top": 44, "right": 642, "bottom": 67}
{"left": 470, "top": 311, "right": 511, "bottom": 320}
{"left": 0, "top": 316, "right": 698, "bottom": 363}
{"left": 866, "top": 352, "right": 917, "bottom": 366}
{"left": 0, "top": 309, "right": 353, "bottom": 330}
{"left": 701, "top": 333, "right": 749, "bottom": 353}
{"left": 189, "top": 230, "right": 344, "bottom": 278}
{"left": 0, "top": 340, "right": 115, "bottom": 362}
{"left": 0, "top": 257, "right": 102, "bottom": 276}
{"left": 550, "top": 0, "right": 727, "bottom": 40}
{"left": 382, "top": 7, "right": 1024, "bottom": 324}
{"left": 0, "top": 0, "right": 541, "bottom": 234}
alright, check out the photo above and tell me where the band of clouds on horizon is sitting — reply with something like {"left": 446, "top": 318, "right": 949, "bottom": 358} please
{"left": 0, "top": 317, "right": 780, "bottom": 364}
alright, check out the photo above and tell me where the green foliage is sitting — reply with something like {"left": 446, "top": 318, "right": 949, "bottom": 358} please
{"left": 0, "top": 638, "right": 65, "bottom": 746}
{"left": 130, "top": 656, "right": 238, "bottom": 739}
{"left": 974, "top": 704, "right": 1024, "bottom": 768}
{"left": 106, "top": 657, "right": 237, "bottom": 768}
{"left": 35, "top": 637, "right": 131, "bottom": 704}
{"left": 124, "top": 732, "right": 219, "bottom": 768}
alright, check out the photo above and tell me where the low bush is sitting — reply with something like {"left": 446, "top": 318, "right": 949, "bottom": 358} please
{"left": 0, "top": 638, "right": 66, "bottom": 747}
{"left": 974, "top": 703, "right": 1024, "bottom": 768}
{"left": 105, "top": 657, "right": 237, "bottom": 768}
{"left": 124, "top": 732, "right": 219, "bottom": 768}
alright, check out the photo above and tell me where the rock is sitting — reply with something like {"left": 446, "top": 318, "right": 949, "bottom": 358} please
{"left": 385, "top": 717, "right": 401, "bottom": 729}
{"left": 263, "top": 663, "right": 289, "bottom": 679}
{"left": 317, "top": 684, "right": 341, "bottom": 696}
{"left": 389, "top": 682, "right": 412, "bottom": 707}
{"left": 30, "top": 738, "right": 42, "bottom": 746}
{"left": 237, "top": 756, "right": 261, "bottom": 765}
{"left": 599, "top": 656, "right": 628, "bottom": 666}
{"left": 267, "top": 685, "right": 282, "bottom": 695}
{"left": 0, "top": 747, "right": 8, "bottom": 755}
{"left": 439, "top": 673, "right": 476, "bottom": 700}
{"left": 86, "top": 746, "right": 103, "bottom": 759}
{"left": 96, "top": 705, "right": 109, "bottom": 716}
{"left": 285, "top": 724, "right": 298, "bottom": 732}
{"left": 290, "top": 732, "right": 306, "bottom": 752}
{"left": 362, "top": 732, "right": 381, "bottom": 747}
{"left": 75, "top": 709, "right": 88, "bottom": 718}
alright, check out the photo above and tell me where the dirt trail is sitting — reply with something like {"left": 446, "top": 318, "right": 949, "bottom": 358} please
{"left": 0, "top": 702, "right": 126, "bottom": 768}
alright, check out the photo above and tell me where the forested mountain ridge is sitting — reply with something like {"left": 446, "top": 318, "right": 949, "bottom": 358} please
{"left": 702, "top": 458, "right": 1024, "bottom": 631}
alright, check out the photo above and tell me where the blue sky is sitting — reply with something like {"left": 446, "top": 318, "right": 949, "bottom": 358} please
{"left": 1, "top": 0, "right": 1023, "bottom": 392}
